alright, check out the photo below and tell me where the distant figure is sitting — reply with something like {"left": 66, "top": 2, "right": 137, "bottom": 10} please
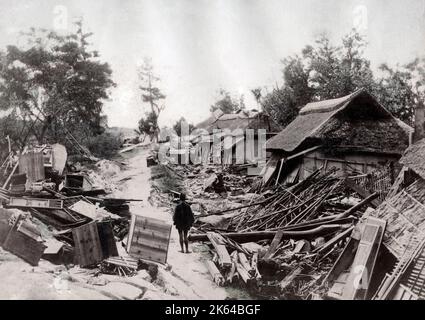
{"left": 173, "top": 193, "right": 194, "bottom": 253}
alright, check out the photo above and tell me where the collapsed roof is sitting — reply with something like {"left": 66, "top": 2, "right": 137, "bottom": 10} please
{"left": 400, "top": 138, "right": 425, "bottom": 180}
{"left": 198, "top": 110, "right": 281, "bottom": 134}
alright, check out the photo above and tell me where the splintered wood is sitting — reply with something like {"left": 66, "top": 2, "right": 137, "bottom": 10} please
{"left": 206, "top": 232, "right": 232, "bottom": 269}
{"left": 230, "top": 169, "right": 352, "bottom": 232}
{"left": 191, "top": 169, "right": 386, "bottom": 299}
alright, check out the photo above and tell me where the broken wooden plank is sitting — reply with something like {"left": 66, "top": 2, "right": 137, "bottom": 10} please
{"left": 344, "top": 179, "right": 380, "bottom": 208}
{"left": 335, "top": 192, "right": 379, "bottom": 219}
{"left": 280, "top": 266, "right": 303, "bottom": 292}
{"left": 2, "top": 161, "right": 19, "bottom": 189}
{"left": 342, "top": 217, "right": 386, "bottom": 300}
{"left": 103, "top": 256, "right": 139, "bottom": 270}
{"left": 313, "top": 226, "right": 355, "bottom": 254}
{"left": 227, "top": 250, "right": 238, "bottom": 284}
{"left": 190, "top": 224, "right": 352, "bottom": 243}
{"left": 205, "top": 260, "right": 225, "bottom": 286}
{"left": 206, "top": 232, "right": 232, "bottom": 269}
{"left": 238, "top": 252, "right": 254, "bottom": 276}
{"left": 235, "top": 261, "right": 253, "bottom": 285}
{"left": 7, "top": 197, "right": 63, "bottom": 209}
{"left": 263, "top": 229, "right": 284, "bottom": 259}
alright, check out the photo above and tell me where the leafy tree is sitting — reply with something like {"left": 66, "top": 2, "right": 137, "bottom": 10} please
{"left": 261, "top": 55, "right": 313, "bottom": 127}
{"left": 301, "top": 31, "right": 375, "bottom": 100}
{"left": 0, "top": 22, "right": 115, "bottom": 150}
{"left": 210, "top": 89, "right": 239, "bottom": 114}
{"left": 238, "top": 94, "right": 246, "bottom": 110}
{"left": 261, "top": 87, "right": 300, "bottom": 127}
{"left": 374, "top": 60, "right": 425, "bottom": 125}
{"left": 138, "top": 58, "right": 165, "bottom": 142}
{"left": 251, "top": 87, "right": 263, "bottom": 110}
{"left": 138, "top": 111, "right": 158, "bottom": 141}
{"left": 173, "top": 117, "right": 194, "bottom": 137}
{"left": 260, "top": 30, "right": 420, "bottom": 127}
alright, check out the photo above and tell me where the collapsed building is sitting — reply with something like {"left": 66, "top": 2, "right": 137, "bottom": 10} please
{"left": 175, "top": 89, "right": 425, "bottom": 300}
{"left": 370, "top": 138, "right": 425, "bottom": 300}
{"left": 190, "top": 110, "right": 281, "bottom": 173}
{"left": 264, "top": 89, "right": 413, "bottom": 198}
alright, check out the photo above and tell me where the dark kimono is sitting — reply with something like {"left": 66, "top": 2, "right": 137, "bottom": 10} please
{"left": 173, "top": 201, "right": 195, "bottom": 231}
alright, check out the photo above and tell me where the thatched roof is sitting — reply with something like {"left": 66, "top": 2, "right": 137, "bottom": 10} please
{"left": 400, "top": 138, "right": 425, "bottom": 179}
{"left": 266, "top": 89, "right": 410, "bottom": 155}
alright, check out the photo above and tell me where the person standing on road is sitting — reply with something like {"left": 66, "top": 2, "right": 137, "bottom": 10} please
{"left": 173, "top": 193, "right": 194, "bottom": 253}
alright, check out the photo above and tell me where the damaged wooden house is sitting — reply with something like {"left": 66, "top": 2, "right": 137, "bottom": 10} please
{"left": 191, "top": 110, "right": 281, "bottom": 173}
{"left": 264, "top": 89, "right": 413, "bottom": 192}
{"left": 370, "top": 137, "right": 425, "bottom": 300}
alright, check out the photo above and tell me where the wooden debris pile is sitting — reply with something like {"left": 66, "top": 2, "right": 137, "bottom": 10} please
{"left": 0, "top": 143, "right": 144, "bottom": 272}
{"left": 189, "top": 169, "right": 382, "bottom": 299}
{"left": 229, "top": 169, "right": 361, "bottom": 232}
{"left": 203, "top": 232, "right": 261, "bottom": 289}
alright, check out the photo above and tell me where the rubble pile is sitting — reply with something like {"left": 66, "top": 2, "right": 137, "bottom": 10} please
{"left": 229, "top": 169, "right": 357, "bottom": 231}
{"left": 176, "top": 162, "right": 385, "bottom": 299}
{"left": 0, "top": 144, "right": 145, "bottom": 275}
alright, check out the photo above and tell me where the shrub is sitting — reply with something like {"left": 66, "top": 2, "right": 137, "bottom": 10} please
{"left": 85, "top": 132, "right": 122, "bottom": 159}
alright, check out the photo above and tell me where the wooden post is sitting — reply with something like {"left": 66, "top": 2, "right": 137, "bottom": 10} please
{"left": 2, "top": 161, "right": 18, "bottom": 189}
{"left": 205, "top": 260, "right": 225, "bottom": 286}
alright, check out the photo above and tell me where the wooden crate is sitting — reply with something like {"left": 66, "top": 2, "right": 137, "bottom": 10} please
{"left": 2, "top": 216, "right": 46, "bottom": 266}
{"left": 18, "top": 152, "right": 45, "bottom": 183}
{"left": 72, "top": 222, "right": 103, "bottom": 267}
{"left": 127, "top": 215, "right": 172, "bottom": 264}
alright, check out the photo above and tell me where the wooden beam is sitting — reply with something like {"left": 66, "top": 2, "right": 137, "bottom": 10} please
{"left": 190, "top": 224, "right": 352, "bottom": 243}
{"left": 280, "top": 267, "right": 303, "bottom": 292}
{"left": 344, "top": 179, "right": 380, "bottom": 208}
{"left": 263, "top": 230, "right": 284, "bottom": 259}
{"left": 205, "top": 260, "right": 225, "bottom": 286}
{"left": 206, "top": 232, "right": 232, "bottom": 269}
{"left": 335, "top": 192, "right": 379, "bottom": 219}
{"left": 2, "top": 161, "right": 18, "bottom": 189}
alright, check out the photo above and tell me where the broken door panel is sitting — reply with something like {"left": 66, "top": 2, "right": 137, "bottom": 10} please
{"left": 72, "top": 221, "right": 103, "bottom": 267}
{"left": 18, "top": 152, "right": 45, "bottom": 183}
{"left": 127, "top": 215, "right": 172, "bottom": 264}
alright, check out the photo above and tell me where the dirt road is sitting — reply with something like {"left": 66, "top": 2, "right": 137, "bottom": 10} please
{"left": 116, "top": 147, "right": 229, "bottom": 299}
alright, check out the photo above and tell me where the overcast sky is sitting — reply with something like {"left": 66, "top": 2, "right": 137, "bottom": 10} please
{"left": 1, "top": 0, "right": 425, "bottom": 128}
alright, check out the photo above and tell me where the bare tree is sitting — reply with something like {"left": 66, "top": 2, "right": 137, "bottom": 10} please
{"left": 138, "top": 58, "right": 166, "bottom": 142}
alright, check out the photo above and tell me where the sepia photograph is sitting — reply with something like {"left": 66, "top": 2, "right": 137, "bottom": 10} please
{"left": 0, "top": 0, "right": 425, "bottom": 308}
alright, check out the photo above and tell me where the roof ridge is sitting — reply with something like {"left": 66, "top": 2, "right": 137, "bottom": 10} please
{"left": 299, "top": 88, "right": 365, "bottom": 115}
